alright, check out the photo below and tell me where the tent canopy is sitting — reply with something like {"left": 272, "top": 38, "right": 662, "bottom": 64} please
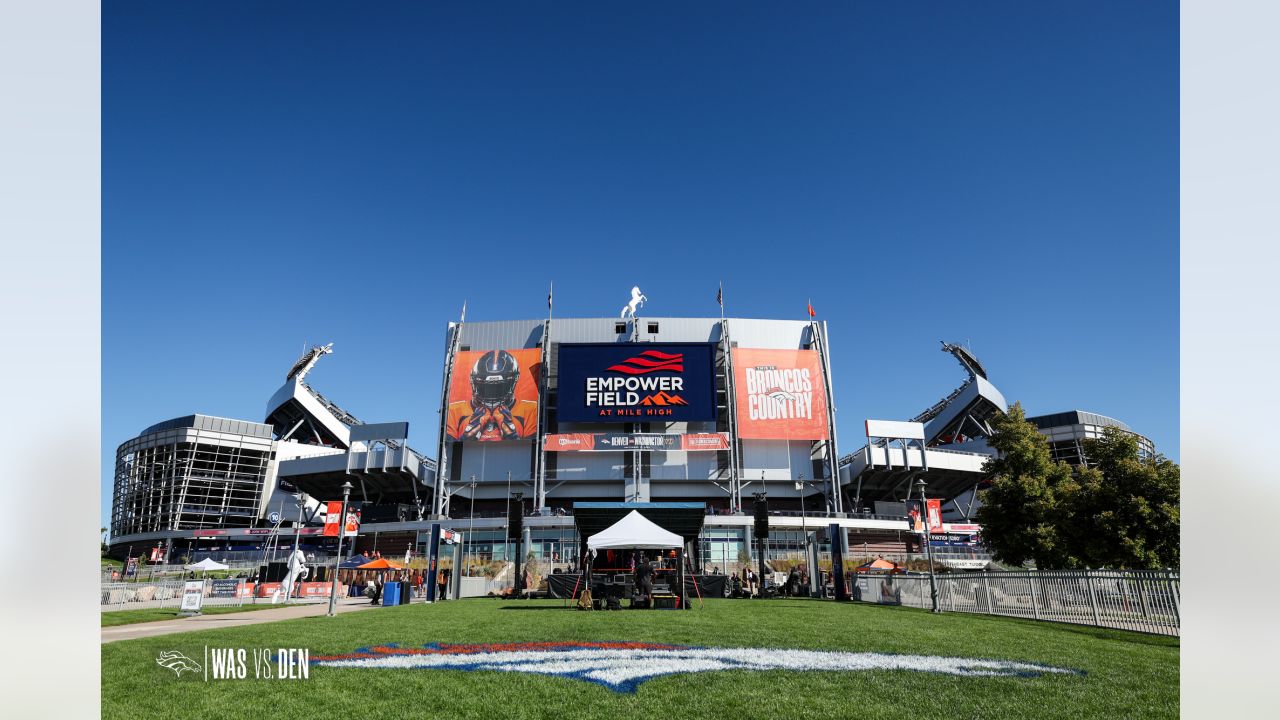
{"left": 339, "top": 554, "right": 372, "bottom": 569}
{"left": 855, "top": 558, "right": 900, "bottom": 573}
{"left": 587, "top": 510, "right": 684, "bottom": 551}
{"left": 357, "top": 558, "right": 404, "bottom": 570}
{"left": 184, "top": 558, "right": 228, "bottom": 571}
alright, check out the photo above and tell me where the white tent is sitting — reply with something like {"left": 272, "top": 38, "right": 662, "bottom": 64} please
{"left": 587, "top": 510, "right": 683, "bottom": 551}
{"left": 184, "top": 558, "right": 229, "bottom": 572}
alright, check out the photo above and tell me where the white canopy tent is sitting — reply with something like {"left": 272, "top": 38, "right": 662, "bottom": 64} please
{"left": 587, "top": 510, "right": 684, "bottom": 551}
{"left": 184, "top": 558, "right": 229, "bottom": 572}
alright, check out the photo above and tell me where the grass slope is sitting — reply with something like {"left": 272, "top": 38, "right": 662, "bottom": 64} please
{"left": 102, "top": 598, "right": 1177, "bottom": 720}
{"left": 102, "top": 604, "right": 307, "bottom": 627}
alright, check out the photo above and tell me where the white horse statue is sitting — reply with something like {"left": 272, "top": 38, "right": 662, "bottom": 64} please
{"left": 620, "top": 286, "right": 647, "bottom": 320}
{"left": 273, "top": 548, "right": 308, "bottom": 604}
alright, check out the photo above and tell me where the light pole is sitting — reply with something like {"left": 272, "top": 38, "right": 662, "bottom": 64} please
{"left": 797, "top": 473, "right": 809, "bottom": 555}
{"left": 467, "top": 476, "right": 477, "bottom": 575}
{"left": 327, "top": 481, "right": 353, "bottom": 617}
{"left": 914, "top": 477, "right": 940, "bottom": 613}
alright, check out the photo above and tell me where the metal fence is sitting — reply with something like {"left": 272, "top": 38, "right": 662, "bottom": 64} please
{"left": 853, "top": 569, "right": 1179, "bottom": 636}
{"left": 100, "top": 579, "right": 327, "bottom": 612}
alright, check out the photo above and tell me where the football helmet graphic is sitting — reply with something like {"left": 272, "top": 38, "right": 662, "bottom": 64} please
{"left": 470, "top": 350, "right": 520, "bottom": 409}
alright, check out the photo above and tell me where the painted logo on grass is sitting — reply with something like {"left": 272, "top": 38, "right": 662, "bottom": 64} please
{"left": 156, "top": 651, "right": 203, "bottom": 678}
{"left": 310, "top": 641, "right": 1081, "bottom": 693}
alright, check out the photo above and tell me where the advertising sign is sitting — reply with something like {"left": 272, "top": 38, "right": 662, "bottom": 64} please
{"left": 732, "top": 348, "right": 829, "bottom": 440}
{"left": 209, "top": 579, "right": 242, "bottom": 598}
{"left": 323, "top": 502, "right": 360, "bottom": 538}
{"left": 445, "top": 348, "right": 542, "bottom": 441}
{"left": 543, "top": 432, "right": 730, "bottom": 452}
{"left": 180, "top": 581, "right": 204, "bottom": 612}
{"left": 557, "top": 343, "right": 715, "bottom": 423}
{"left": 926, "top": 499, "right": 943, "bottom": 534}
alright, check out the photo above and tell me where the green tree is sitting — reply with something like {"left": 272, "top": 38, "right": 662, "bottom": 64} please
{"left": 1069, "top": 427, "right": 1180, "bottom": 569}
{"left": 974, "top": 403, "right": 1081, "bottom": 569}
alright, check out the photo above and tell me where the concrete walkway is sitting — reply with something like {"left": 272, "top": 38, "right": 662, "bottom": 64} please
{"left": 101, "top": 598, "right": 379, "bottom": 644}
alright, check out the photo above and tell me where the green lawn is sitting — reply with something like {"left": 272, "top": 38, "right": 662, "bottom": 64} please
{"left": 101, "top": 603, "right": 309, "bottom": 627}
{"left": 102, "top": 598, "right": 1178, "bottom": 720}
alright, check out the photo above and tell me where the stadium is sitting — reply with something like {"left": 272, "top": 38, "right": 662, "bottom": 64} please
{"left": 107, "top": 308, "right": 1155, "bottom": 581}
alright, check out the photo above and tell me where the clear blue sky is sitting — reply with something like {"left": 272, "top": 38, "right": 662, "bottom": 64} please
{"left": 103, "top": 2, "right": 1178, "bottom": 526}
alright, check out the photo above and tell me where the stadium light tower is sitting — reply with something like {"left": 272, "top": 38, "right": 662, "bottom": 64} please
{"left": 914, "top": 477, "right": 940, "bottom": 613}
{"left": 327, "top": 481, "right": 352, "bottom": 617}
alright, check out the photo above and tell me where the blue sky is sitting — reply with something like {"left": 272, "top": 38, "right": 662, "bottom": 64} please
{"left": 103, "top": 2, "right": 1178, "bottom": 525}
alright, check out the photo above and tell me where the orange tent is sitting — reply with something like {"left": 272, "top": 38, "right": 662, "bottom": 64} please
{"left": 357, "top": 558, "right": 405, "bottom": 570}
{"left": 854, "top": 558, "right": 900, "bottom": 573}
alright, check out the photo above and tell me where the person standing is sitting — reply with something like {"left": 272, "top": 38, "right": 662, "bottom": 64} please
{"left": 635, "top": 555, "right": 655, "bottom": 608}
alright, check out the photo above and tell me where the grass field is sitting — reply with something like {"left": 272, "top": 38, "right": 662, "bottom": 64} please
{"left": 101, "top": 603, "right": 306, "bottom": 627}
{"left": 101, "top": 598, "right": 1178, "bottom": 720}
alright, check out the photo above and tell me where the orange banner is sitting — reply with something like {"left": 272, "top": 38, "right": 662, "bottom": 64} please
{"left": 323, "top": 502, "right": 359, "bottom": 537}
{"left": 732, "top": 348, "right": 829, "bottom": 440}
{"left": 445, "top": 348, "right": 542, "bottom": 441}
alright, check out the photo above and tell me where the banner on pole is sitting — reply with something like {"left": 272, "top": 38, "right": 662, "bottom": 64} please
{"left": 324, "top": 502, "right": 360, "bottom": 537}
{"left": 926, "top": 499, "right": 943, "bottom": 534}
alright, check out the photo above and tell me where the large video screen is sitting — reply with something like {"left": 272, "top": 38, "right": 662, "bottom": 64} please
{"left": 556, "top": 343, "right": 716, "bottom": 423}
{"left": 445, "top": 348, "right": 542, "bottom": 441}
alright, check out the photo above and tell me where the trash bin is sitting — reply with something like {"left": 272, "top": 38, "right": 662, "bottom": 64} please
{"left": 382, "top": 581, "right": 400, "bottom": 606}
{"left": 400, "top": 584, "right": 413, "bottom": 605}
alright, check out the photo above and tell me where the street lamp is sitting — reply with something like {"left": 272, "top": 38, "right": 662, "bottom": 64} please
{"left": 914, "top": 477, "right": 940, "bottom": 613}
{"left": 467, "top": 475, "right": 478, "bottom": 575}
{"left": 327, "top": 481, "right": 353, "bottom": 617}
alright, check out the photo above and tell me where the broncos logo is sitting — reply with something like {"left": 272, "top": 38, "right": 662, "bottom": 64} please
{"left": 310, "top": 642, "right": 1081, "bottom": 693}
{"left": 156, "top": 650, "right": 202, "bottom": 678}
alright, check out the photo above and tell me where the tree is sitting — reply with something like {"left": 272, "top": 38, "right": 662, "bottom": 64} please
{"left": 976, "top": 405, "right": 1181, "bottom": 570}
{"left": 1069, "top": 427, "right": 1180, "bottom": 569}
{"left": 974, "top": 403, "right": 1081, "bottom": 569}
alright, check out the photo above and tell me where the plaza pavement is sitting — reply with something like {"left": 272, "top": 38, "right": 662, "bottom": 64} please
{"left": 101, "top": 598, "right": 379, "bottom": 643}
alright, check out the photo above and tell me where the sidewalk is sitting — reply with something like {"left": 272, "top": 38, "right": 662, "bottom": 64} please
{"left": 101, "top": 598, "right": 379, "bottom": 644}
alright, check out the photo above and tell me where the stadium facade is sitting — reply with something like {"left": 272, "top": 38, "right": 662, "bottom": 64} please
{"left": 107, "top": 310, "right": 1148, "bottom": 572}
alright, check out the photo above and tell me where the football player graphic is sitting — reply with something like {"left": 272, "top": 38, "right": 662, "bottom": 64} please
{"left": 446, "top": 350, "right": 539, "bottom": 441}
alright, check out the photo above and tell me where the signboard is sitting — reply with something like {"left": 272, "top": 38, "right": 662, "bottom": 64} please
{"left": 864, "top": 419, "right": 926, "bottom": 441}
{"left": 349, "top": 421, "right": 410, "bottom": 443}
{"left": 180, "top": 581, "right": 204, "bottom": 612}
{"left": 926, "top": 499, "right": 943, "bottom": 534}
{"left": 149, "top": 547, "right": 164, "bottom": 562}
{"left": 125, "top": 557, "right": 138, "bottom": 577}
{"left": 543, "top": 432, "right": 730, "bottom": 452}
{"left": 732, "top": 348, "right": 829, "bottom": 440}
{"left": 445, "top": 349, "right": 542, "bottom": 441}
{"left": 557, "top": 343, "right": 716, "bottom": 423}
{"left": 323, "top": 502, "right": 360, "bottom": 538}
{"left": 210, "top": 579, "right": 242, "bottom": 598}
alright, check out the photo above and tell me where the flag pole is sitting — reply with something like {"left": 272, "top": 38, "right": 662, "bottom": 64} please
{"left": 535, "top": 282, "right": 553, "bottom": 512}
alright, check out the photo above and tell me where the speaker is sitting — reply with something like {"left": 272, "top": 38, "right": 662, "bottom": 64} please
{"left": 753, "top": 499, "right": 770, "bottom": 539}
{"left": 261, "top": 561, "right": 288, "bottom": 582}
{"left": 507, "top": 501, "right": 523, "bottom": 540}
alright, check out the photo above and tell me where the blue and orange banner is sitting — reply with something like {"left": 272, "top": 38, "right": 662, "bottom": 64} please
{"left": 556, "top": 343, "right": 716, "bottom": 423}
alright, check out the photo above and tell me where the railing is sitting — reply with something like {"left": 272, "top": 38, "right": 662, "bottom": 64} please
{"left": 852, "top": 569, "right": 1179, "bottom": 636}
{"left": 100, "top": 579, "right": 329, "bottom": 612}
